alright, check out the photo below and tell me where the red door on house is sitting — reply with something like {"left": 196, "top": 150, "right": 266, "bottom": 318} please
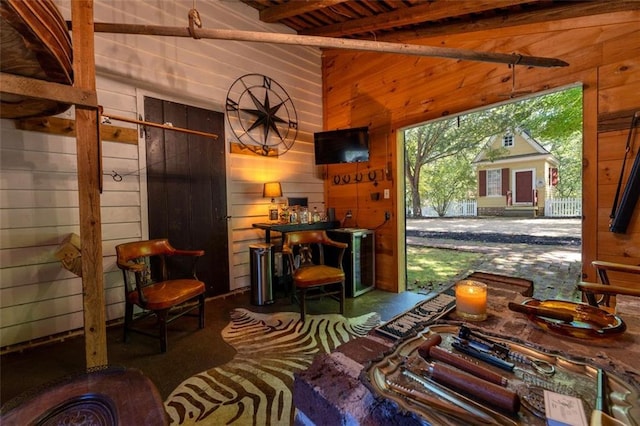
{"left": 514, "top": 170, "right": 533, "bottom": 203}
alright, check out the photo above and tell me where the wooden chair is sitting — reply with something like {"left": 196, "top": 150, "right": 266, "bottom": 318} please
{"left": 283, "top": 230, "right": 348, "bottom": 322}
{"left": 116, "top": 239, "right": 206, "bottom": 352}
{"left": 0, "top": 366, "right": 168, "bottom": 425}
{"left": 578, "top": 260, "right": 640, "bottom": 310}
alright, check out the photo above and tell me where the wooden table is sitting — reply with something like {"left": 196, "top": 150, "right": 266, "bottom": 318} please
{"left": 293, "top": 287, "right": 640, "bottom": 425}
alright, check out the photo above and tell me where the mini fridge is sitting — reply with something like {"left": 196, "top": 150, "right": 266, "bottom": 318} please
{"left": 327, "top": 228, "right": 375, "bottom": 297}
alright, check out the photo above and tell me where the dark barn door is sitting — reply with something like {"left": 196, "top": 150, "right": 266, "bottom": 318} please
{"left": 144, "top": 97, "right": 229, "bottom": 296}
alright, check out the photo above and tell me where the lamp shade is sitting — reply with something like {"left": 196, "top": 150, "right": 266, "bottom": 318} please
{"left": 263, "top": 182, "right": 282, "bottom": 198}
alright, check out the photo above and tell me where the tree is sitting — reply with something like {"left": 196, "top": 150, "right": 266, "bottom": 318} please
{"left": 423, "top": 153, "right": 476, "bottom": 216}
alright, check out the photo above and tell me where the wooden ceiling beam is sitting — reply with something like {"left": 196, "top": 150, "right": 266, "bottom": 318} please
{"left": 378, "top": 1, "right": 640, "bottom": 42}
{"left": 301, "top": 0, "right": 537, "bottom": 37}
{"left": 258, "top": 0, "right": 348, "bottom": 23}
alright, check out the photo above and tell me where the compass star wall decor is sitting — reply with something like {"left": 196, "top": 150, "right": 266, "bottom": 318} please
{"left": 225, "top": 73, "right": 298, "bottom": 156}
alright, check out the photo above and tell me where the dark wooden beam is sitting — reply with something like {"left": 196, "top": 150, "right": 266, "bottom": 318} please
{"left": 258, "top": 0, "right": 348, "bottom": 23}
{"left": 379, "top": 1, "right": 640, "bottom": 42}
{"left": 301, "top": 0, "right": 536, "bottom": 37}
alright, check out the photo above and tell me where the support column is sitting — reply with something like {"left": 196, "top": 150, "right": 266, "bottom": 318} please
{"left": 71, "top": 0, "right": 107, "bottom": 367}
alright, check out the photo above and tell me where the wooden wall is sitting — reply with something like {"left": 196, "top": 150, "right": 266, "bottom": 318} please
{"left": 322, "top": 10, "right": 640, "bottom": 291}
{"left": 0, "top": 0, "right": 322, "bottom": 350}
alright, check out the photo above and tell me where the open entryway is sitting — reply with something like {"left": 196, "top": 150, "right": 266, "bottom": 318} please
{"left": 144, "top": 97, "right": 230, "bottom": 296}
{"left": 402, "top": 85, "right": 583, "bottom": 297}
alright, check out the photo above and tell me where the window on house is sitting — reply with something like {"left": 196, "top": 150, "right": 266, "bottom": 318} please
{"left": 487, "top": 169, "right": 502, "bottom": 196}
{"left": 502, "top": 134, "right": 514, "bottom": 147}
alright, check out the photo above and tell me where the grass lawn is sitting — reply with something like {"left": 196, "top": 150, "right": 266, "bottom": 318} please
{"left": 406, "top": 245, "right": 486, "bottom": 292}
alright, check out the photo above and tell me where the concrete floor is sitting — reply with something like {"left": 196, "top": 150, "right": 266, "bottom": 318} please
{"left": 0, "top": 288, "right": 427, "bottom": 403}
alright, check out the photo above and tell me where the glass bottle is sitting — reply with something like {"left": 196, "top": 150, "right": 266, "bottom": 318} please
{"left": 268, "top": 198, "right": 279, "bottom": 222}
{"left": 300, "top": 207, "right": 309, "bottom": 224}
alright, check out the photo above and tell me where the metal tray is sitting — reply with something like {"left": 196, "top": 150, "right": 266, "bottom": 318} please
{"left": 362, "top": 324, "right": 639, "bottom": 425}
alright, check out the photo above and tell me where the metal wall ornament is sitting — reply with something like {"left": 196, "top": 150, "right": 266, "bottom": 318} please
{"left": 225, "top": 73, "right": 298, "bottom": 156}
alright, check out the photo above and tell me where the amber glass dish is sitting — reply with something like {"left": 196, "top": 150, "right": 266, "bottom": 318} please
{"left": 522, "top": 299, "right": 626, "bottom": 339}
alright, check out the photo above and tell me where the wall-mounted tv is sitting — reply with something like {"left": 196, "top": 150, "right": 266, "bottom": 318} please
{"left": 314, "top": 127, "right": 369, "bottom": 165}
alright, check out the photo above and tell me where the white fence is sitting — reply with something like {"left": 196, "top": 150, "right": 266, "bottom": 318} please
{"left": 545, "top": 198, "right": 582, "bottom": 217}
{"left": 420, "top": 200, "right": 477, "bottom": 217}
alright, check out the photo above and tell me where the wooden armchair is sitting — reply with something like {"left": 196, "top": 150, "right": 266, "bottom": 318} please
{"left": 578, "top": 260, "right": 640, "bottom": 310}
{"left": 283, "top": 230, "right": 348, "bottom": 322}
{"left": 116, "top": 239, "right": 206, "bottom": 352}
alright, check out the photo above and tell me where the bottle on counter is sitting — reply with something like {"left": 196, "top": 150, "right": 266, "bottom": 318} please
{"left": 300, "top": 207, "right": 309, "bottom": 224}
{"left": 268, "top": 199, "right": 279, "bottom": 222}
{"left": 312, "top": 207, "right": 321, "bottom": 223}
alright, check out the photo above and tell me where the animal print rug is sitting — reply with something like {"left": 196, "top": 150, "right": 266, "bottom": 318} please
{"left": 164, "top": 308, "right": 381, "bottom": 425}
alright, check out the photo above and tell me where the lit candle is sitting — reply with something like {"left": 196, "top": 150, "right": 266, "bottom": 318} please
{"left": 455, "top": 280, "right": 488, "bottom": 321}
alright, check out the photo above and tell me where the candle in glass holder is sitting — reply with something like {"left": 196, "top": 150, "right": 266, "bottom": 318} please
{"left": 455, "top": 280, "right": 488, "bottom": 321}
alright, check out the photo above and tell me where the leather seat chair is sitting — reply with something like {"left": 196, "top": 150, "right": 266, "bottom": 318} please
{"left": 282, "top": 230, "right": 348, "bottom": 321}
{"left": 116, "top": 239, "right": 206, "bottom": 352}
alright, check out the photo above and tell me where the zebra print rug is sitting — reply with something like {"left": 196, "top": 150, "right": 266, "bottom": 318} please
{"left": 164, "top": 308, "right": 381, "bottom": 425}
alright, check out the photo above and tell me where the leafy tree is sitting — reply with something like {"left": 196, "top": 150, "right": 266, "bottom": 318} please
{"left": 423, "top": 152, "right": 476, "bottom": 216}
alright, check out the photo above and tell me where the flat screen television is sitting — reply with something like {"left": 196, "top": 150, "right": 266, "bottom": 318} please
{"left": 314, "top": 127, "right": 369, "bottom": 165}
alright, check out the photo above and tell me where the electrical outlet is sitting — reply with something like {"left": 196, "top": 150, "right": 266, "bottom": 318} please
{"left": 384, "top": 189, "right": 390, "bottom": 199}
{"left": 385, "top": 211, "right": 391, "bottom": 220}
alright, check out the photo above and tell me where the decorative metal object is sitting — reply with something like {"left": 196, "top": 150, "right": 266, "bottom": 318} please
{"left": 226, "top": 74, "right": 298, "bottom": 156}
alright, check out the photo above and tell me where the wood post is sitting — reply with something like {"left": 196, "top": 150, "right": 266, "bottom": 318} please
{"left": 71, "top": 0, "right": 108, "bottom": 368}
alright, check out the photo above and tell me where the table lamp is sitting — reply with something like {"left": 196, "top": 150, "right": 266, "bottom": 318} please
{"left": 263, "top": 182, "right": 282, "bottom": 221}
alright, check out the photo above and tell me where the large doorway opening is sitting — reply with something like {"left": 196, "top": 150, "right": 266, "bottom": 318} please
{"left": 403, "top": 86, "right": 583, "bottom": 298}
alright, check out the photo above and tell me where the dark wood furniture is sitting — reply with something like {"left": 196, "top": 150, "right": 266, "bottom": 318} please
{"left": 282, "top": 230, "right": 348, "bottom": 321}
{"left": 116, "top": 239, "right": 206, "bottom": 353}
{"left": 0, "top": 367, "right": 168, "bottom": 425}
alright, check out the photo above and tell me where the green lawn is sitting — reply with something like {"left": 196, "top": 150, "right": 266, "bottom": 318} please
{"left": 406, "top": 245, "right": 486, "bottom": 292}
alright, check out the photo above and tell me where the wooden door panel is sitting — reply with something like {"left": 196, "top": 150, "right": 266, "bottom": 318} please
{"left": 515, "top": 170, "right": 533, "bottom": 203}
{"left": 144, "top": 97, "right": 229, "bottom": 296}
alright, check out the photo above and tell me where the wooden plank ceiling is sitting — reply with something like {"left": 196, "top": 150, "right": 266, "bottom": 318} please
{"left": 239, "top": 0, "right": 639, "bottom": 41}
